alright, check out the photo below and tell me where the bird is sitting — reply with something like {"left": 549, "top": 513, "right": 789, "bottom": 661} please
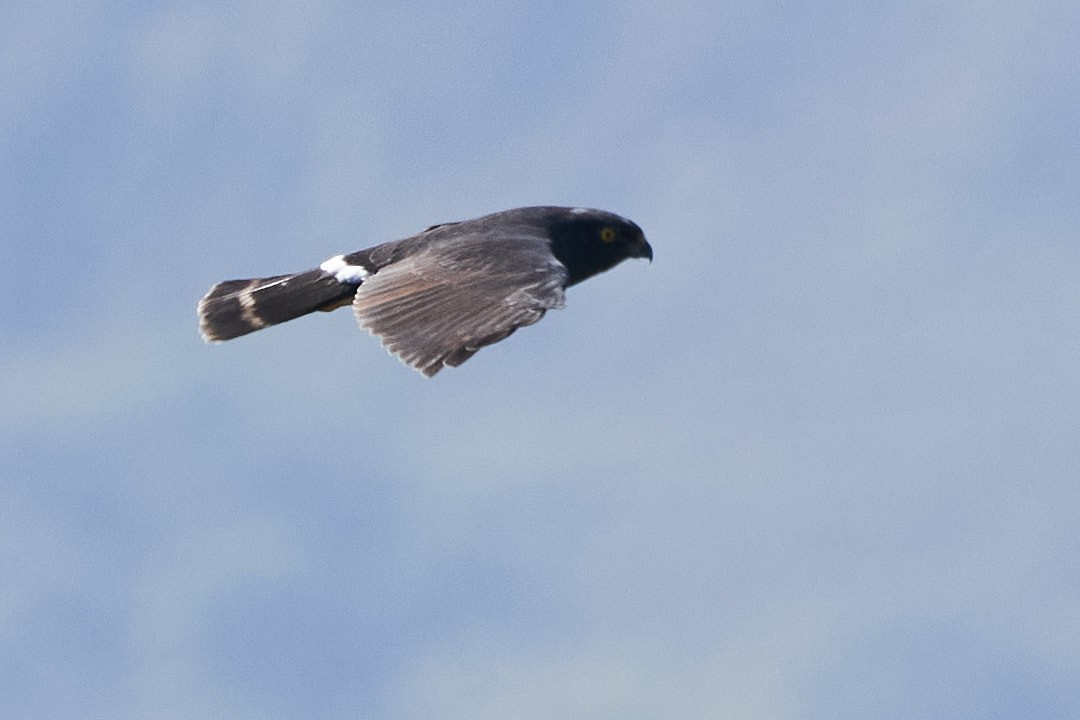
{"left": 197, "top": 206, "right": 652, "bottom": 377}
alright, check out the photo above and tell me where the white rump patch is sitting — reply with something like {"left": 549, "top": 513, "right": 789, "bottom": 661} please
{"left": 320, "top": 254, "right": 370, "bottom": 284}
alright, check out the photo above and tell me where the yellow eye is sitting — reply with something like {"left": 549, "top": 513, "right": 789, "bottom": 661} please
{"left": 600, "top": 226, "right": 617, "bottom": 243}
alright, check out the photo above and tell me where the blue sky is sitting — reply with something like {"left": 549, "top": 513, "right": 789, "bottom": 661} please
{"left": 3, "top": 1, "right": 1080, "bottom": 718}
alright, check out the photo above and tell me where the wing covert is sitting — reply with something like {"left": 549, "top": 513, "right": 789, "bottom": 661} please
{"left": 352, "top": 241, "right": 568, "bottom": 376}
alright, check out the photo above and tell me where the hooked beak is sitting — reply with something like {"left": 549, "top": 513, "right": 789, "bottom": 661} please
{"left": 631, "top": 235, "right": 653, "bottom": 262}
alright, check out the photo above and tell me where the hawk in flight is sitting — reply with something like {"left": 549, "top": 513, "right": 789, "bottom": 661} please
{"left": 198, "top": 206, "right": 652, "bottom": 376}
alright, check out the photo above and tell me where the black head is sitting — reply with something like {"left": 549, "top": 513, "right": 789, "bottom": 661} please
{"left": 544, "top": 207, "right": 653, "bottom": 286}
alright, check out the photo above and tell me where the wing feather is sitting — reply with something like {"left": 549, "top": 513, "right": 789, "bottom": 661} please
{"left": 352, "top": 242, "right": 567, "bottom": 376}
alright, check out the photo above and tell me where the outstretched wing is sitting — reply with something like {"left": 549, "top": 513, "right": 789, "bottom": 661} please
{"left": 352, "top": 240, "right": 568, "bottom": 376}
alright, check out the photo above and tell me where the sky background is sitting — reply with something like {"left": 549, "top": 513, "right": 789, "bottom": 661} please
{"left": 3, "top": 1, "right": 1080, "bottom": 718}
